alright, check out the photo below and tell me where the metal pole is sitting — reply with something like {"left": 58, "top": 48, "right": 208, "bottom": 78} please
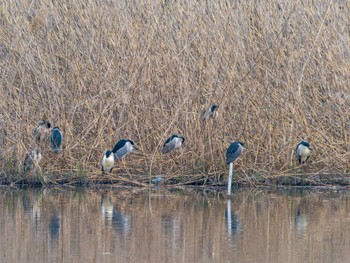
{"left": 227, "top": 162, "right": 233, "bottom": 196}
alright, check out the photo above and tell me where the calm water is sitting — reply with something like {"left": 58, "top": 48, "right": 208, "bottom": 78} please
{"left": 1, "top": 186, "right": 350, "bottom": 263}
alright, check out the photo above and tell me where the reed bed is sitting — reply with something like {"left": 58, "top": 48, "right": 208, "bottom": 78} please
{"left": 0, "top": 0, "right": 349, "bottom": 186}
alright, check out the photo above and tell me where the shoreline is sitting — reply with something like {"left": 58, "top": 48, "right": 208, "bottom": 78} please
{"left": 1, "top": 172, "right": 349, "bottom": 188}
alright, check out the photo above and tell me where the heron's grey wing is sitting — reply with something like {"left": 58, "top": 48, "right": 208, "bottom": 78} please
{"left": 114, "top": 145, "right": 128, "bottom": 160}
{"left": 53, "top": 130, "right": 62, "bottom": 148}
{"left": 226, "top": 144, "right": 242, "bottom": 165}
{"left": 112, "top": 140, "right": 126, "bottom": 153}
{"left": 226, "top": 143, "right": 237, "bottom": 159}
{"left": 23, "top": 153, "right": 33, "bottom": 171}
{"left": 57, "top": 131, "right": 63, "bottom": 147}
{"left": 162, "top": 139, "right": 177, "bottom": 154}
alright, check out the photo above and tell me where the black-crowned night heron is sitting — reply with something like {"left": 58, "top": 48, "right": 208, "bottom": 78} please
{"left": 201, "top": 104, "right": 219, "bottom": 122}
{"left": 50, "top": 127, "right": 63, "bottom": 153}
{"left": 112, "top": 210, "right": 132, "bottom": 234}
{"left": 162, "top": 134, "right": 185, "bottom": 154}
{"left": 112, "top": 139, "right": 135, "bottom": 161}
{"left": 23, "top": 147, "right": 42, "bottom": 172}
{"left": 226, "top": 141, "right": 246, "bottom": 165}
{"left": 33, "top": 120, "right": 51, "bottom": 144}
{"left": 101, "top": 150, "right": 115, "bottom": 174}
{"left": 226, "top": 141, "right": 246, "bottom": 195}
{"left": 296, "top": 141, "right": 312, "bottom": 165}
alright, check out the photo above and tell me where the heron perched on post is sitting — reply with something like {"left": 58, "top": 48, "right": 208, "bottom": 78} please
{"left": 33, "top": 120, "right": 51, "bottom": 144}
{"left": 101, "top": 150, "right": 115, "bottom": 174}
{"left": 201, "top": 104, "right": 219, "bottom": 122}
{"left": 296, "top": 141, "right": 312, "bottom": 165}
{"left": 50, "top": 127, "right": 63, "bottom": 154}
{"left": 226, "top": 141, "right": 246, "bottom": 196}
{"left": 112, "top": 139, "right": 135, "bottom": 161}
{"left": 162, "top": 134, "right": 185, "bottom": 154}
{"left": 23, "top": 147, "right": 42, "bottom": 173}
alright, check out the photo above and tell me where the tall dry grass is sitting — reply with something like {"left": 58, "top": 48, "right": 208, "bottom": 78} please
{"left": 0, "top": 0, "right": 349, "bottom": 184}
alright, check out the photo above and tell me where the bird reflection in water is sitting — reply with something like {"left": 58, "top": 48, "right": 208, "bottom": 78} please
{"left": 161, "top": 215, "right": 182, "bottom": 250}
{"left": 225, "top": 199, "right": 241, "bottom": 239}
{"left": 32, "top": 203, "right": 41, "bottom": 229}
{"left": 49, "top": 213, "right": 60, "bottom": 247}
{"left": 112, "top": 210, "right": 133, "bottom": 235}
{"left": 100, "top": 195, "right": 133, "bottom": 235}
{"left": 295, "top": 207, "right": 308, "bottom": 238}
{"left": 100, "top": 196, "right": 114, "bottom": 222}
{"left": 21, "top": 193, "right": 41, "bottom": 229}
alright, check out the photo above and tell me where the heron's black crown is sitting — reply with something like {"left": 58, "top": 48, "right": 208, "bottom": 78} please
{"left": 238, "top": 142, "right": 245, "bottom": 147}
{"left": 105, "top": 150, "right": 113, "bottom": 158}
{"left": 211, "top": 104, "right": 218, "bottom": 112}
{"left": 299, "top": 141, "right": 311, "bottom": 149}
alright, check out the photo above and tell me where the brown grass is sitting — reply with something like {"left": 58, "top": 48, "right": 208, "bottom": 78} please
{"left": 0, "top": 0, "right": 349, "bottom": 185}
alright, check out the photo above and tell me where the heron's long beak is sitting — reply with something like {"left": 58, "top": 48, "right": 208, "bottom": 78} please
{"left": 133, "top": 144, "right": 140, "bottom": 151}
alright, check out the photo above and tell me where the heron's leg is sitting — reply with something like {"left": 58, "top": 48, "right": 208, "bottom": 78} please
{"left": 120, "top": 159, "right": 132, "bottom": 179}
{"left": 165, "top": 153, "right": 176, "bottom": 176}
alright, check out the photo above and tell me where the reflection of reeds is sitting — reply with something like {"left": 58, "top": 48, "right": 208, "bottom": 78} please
{"left": 0, "top": 1, "right": 349, "bottom": 186}
{"left": 1, "top": 188, "right": 350, "bottom": 262}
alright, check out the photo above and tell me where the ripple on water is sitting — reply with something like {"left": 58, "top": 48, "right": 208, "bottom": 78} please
{"left": 1, "top": 187, "right": 350, "bottom": 263}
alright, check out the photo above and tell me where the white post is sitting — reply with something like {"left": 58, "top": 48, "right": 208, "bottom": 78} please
{"left": 227, "top": 162, "right": 233, "bottom": 196}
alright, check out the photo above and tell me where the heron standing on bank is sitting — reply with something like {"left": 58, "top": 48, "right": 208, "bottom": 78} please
{"left": 201, "top": 104, "right": 219, "bottom": 122}
{"left": 112, "top": 139, "right": 135, "bottom": 161}
{"left": 162, "top": 134, "right": 185, "bottom": 154}
{"left": 296, "top": 141, "right": 312, "bottom": 165}
{"left": 226, "top": 141, "right": 246, "bottom": 196}
{"left": 23, "top": 147, "right": 42, "bottom": 173}
{"left": 33, "top": 120, "right": 51, "bottom": 144}
{"left": 50, "top": 127, "right": 63, "bottom": 153}
{"left": 101, "top": 150, "right": 115, "bottom": 174}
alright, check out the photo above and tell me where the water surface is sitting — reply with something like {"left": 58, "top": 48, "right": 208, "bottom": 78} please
{"left": 1, "top": 187, "right": 350, "bottom": 263}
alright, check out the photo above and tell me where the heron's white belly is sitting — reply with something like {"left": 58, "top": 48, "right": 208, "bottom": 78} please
{"left": 298, "top": 146, "right": 311, "bottom": 162}
{"left": 103, "top": 155, "right": 114, "bottom": 169}
{"left": 174, "top": 138, "right": 182, "bottom": 149}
